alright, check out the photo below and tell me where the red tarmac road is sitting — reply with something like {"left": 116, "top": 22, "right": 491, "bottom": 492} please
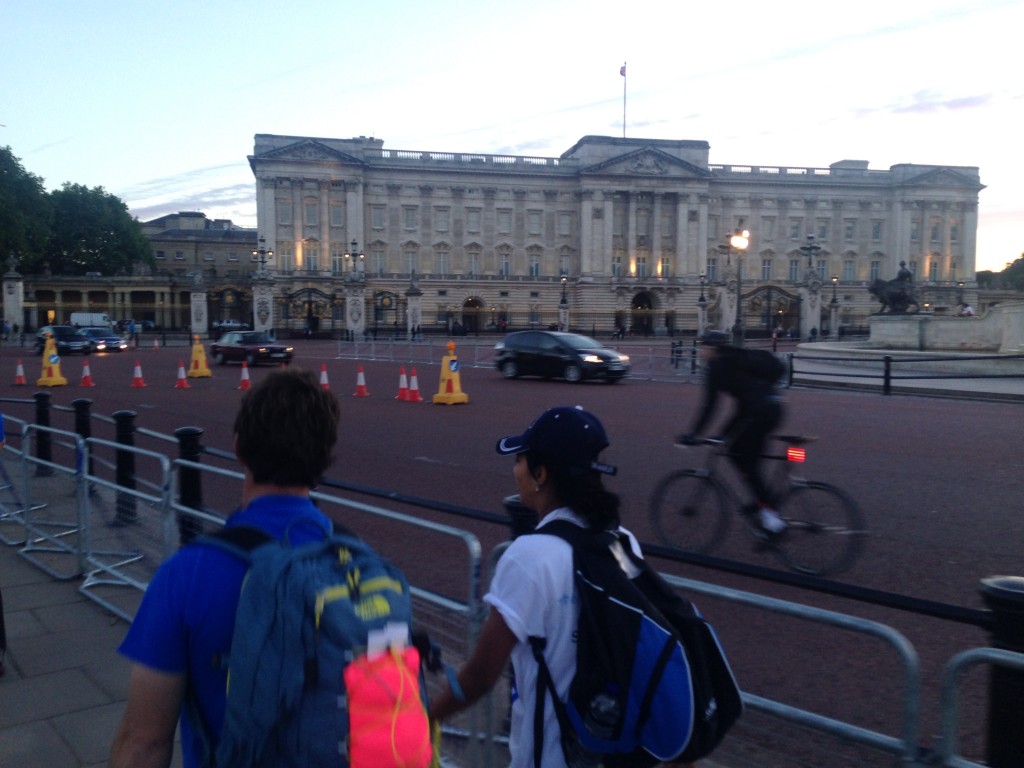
{"left": 3, "top": 339, "right": 1020, "bottom": 763}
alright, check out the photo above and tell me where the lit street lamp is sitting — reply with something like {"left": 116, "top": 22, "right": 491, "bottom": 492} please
{"left": 726, "top": 228, "right": 749, "bottom": 345}
{"left": 252, "top": 236, "right": 273, "bottom": 278}
{"left": 343, "top": 240, "right": 364, "bottom": 276}
{"left": 831, "top": 274, "right": 838, "bottom": 305}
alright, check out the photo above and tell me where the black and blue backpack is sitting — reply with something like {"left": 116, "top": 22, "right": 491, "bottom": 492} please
{"left": 529, "top": 520, "right": 742, "bottom": 767}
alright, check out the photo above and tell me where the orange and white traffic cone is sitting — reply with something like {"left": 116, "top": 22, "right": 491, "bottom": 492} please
{"left": 13, "top": 359, "right": 26, "bottom": 385}
{"left": 174, "top": 361, "right": 190, "bottom": 389}
{"left": 319, "top": 363, "right": 330, "bottom": 390}
{"left": 407, "top": 367, "right": 424, "bottom": 402}
{"left": 237, "top": 362, "right": 251, "bottom": 391}
{"left": 80, "top": 359, "right": 96, "bottom": 387}
{"left": 395, "top": 366, "right": 409, "bottom": 401}
{"left": 352, "top": 365, "right": 369, "bottom": 397}
{"left": 153, "top": 337, "right": 160, "bottom": 350}
{"left": 131, "top": 360, "right": 147, "bottom": 388}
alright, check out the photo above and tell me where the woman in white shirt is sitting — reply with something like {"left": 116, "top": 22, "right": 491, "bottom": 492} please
{"left": 429, "top": 406, "right": 624, "bottom": 767}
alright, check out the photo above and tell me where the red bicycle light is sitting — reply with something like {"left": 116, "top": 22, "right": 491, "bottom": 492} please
{"left": 786, "top": 446, "right": 806, "bottom": 463}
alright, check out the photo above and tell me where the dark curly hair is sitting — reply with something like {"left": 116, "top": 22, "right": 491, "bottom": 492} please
{"left": 233, "top": 367, "right": 340, "bottom": 487}
{"left": 525, "top": 452, "right": 621, "bottom": 532}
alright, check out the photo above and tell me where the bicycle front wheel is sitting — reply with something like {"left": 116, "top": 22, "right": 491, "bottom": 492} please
{"left": 774, "top": 482, "right": 866, "bottom": 576}
{"left": 649, "top": 470, "right": 730, "bottom": 554}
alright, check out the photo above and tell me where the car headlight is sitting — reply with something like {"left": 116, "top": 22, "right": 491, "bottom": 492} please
{"left": 618, "top": 354, "right": 630, "bottom": 362}
{"left": 581, "top": 354, "right": 603, "bottom": 364}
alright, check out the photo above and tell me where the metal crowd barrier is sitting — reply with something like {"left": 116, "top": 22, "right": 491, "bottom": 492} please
{"left": 77, "top": 437, "right": 173, "bottom": 622}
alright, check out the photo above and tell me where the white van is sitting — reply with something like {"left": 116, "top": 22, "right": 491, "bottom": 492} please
{"left": 70, "top": 312, "right": 114, "bottom": 329}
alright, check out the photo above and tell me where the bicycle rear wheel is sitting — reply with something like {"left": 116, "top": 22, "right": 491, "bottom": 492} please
{"left": 774, "top": 482, "right": 865, "bottom": 576}
{"left": 649, "top": 470, "right": 730, "bottom": 554}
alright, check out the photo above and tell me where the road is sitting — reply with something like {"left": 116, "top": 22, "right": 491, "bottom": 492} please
{"left": 3, "top": 339, "right": 1019, "bottom": 764}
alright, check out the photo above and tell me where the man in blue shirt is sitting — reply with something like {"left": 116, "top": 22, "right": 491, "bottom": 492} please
{"left": 109, "top": 368, "right": 340, "bottom": 768}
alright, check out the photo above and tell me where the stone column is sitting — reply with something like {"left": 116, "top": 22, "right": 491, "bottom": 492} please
{"left": 579, "top": 190, "right": 594, "bottom": 276}
{"left": 252, "top": 278, "right": 275, "bottom": 333}
{"left": 3, "top": 256, "right": 24, "bottom": 334}
{"left": 189, "top": 274, "right": 209, "bottom": 338}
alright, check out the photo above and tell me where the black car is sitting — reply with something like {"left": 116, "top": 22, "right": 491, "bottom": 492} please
{"left": 494, "top": 331, "right": 630, "bottom": 383}
{"left": 81, "top": 327, "right": 128, "bottom": 353}
{"left": 34, "top": 325, "right": 95, "bottom": 355}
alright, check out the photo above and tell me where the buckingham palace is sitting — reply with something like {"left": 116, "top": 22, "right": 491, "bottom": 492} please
{"left": 244, "top": 132, "right": 983, "bottom": 340}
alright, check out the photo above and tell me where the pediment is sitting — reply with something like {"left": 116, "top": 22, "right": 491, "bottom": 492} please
{"left": 899, "top": 167, "right": 983, "bottom": 190}
{"left": 259, "top": 139, "right": 364, "bottom": 165}
{"left": 581, "top": 148, "right": 712, "bottom": 179}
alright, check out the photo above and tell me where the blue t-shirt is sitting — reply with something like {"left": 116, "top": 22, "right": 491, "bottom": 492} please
{"left": 117, "top": 495, "right": 333, "bottom": 768}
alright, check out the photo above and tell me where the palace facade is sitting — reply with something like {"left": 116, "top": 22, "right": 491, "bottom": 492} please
{"left": 248, "top": 133, "right": 984, "bottom": 338}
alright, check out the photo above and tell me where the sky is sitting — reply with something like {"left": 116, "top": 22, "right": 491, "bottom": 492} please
{"left": 3, "top": 0, "right": 1022, "bottom": 273}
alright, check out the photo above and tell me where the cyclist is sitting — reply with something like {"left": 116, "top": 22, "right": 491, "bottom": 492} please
{"left": 678, "top": 329, "right": 787, "bottom": 538}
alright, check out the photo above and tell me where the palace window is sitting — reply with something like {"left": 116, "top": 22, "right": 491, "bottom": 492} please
{"left": 277, "top": 201, "right": 291, "bottom": 225}
{"left": 659, "top": 256, "right": 671, "bottom": 278}
{"left": 843, "top": 260, "right": 855, "bottom": 282}
{"left": 371, "top": 206, "right": 385, "bottom": 230}
{"left": 467, "top": 208, "right": 481, "bottom": 233}
{"left": 611, "top": 254, "right": 623, "bottom": 277}
{"left": 404, "top": 249, "right": 417, "bottom": 274}
{"left": 788, "top": 259, "right": 800, "bottom": 282}
{"left": 870, "top": 261, "right": 881, "bottom": 281}
{"left": 789, "top": 219, "right": 804, "bottom": 240}
{"left": 558, "top": 211, "right": 572, "bottom": 236}
{"left": 635, "top": 254, "right": 648, "bottom": 278}
{"left": 304, "top": 202, "right": 318, "bottom": 226}
{"left": 434, "top": 207, "right": 450, "bottom": 233}
{"left": 818, "top": 220, "right": 830, "bottom": 240}
{"left": 871, "top": 220, "right": 883, "bottom": 242}
{"left": 403, "top": 206, "right": 418, "bottom": 230}
{"left": 528, "top": 210, "right": 542, "bottom": 236}
{"left": 706, "top": 258, "right": 717, "bottom": 282}
{"left": 330, "top": 204, "right": 345, "bottom": 227}
{"left": 844, "top": 219, "right": 856, "bottom": 241}
{"left": 761, "top": 259, "right": 773, "bottom": 281}
{"left": 497, "top": 209, "right": 512, "bottom": 234}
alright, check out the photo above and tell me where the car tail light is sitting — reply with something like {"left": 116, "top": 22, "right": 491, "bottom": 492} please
{"left": 786, "top": 446, "right": 806, "bottom": 463}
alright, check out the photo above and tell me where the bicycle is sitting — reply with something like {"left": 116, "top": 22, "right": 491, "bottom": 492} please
{"left": 648, "top": 435, "right": 865, "bottom": 576}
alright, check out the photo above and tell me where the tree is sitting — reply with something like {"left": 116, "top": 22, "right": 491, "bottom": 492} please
{"left": 44, "top": 182, "right": 153, "bottom": 276}
{"left": 0, "top": 146, "right": 52, "bottom": 270}
{"left": 977, "top": 256, "right": 1024, "bottom": 291}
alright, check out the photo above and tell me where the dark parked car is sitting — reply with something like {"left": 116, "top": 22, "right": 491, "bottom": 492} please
{"left": 34, "top": 325, "right": 95, "bottom": 355}
{"left": 494, "top": 331, "right": 630, "bottom": 383}
{"left": 210, "top": 331, "right": 294, "bottom": 366}
{"left": 81, "top": 327, "right": 128, "bottom": 353}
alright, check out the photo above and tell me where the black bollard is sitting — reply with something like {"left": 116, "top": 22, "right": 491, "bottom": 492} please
{"left": 71, "top": 398, "right": 94, "bottom": 480}
{"left": 112, "top": 410, "right": 138, "bottom": 526}
{"left": 980, "top": 577, "right": 1024, "bottom": 768}
{"left": 174, "top": 427, "right": 205, "bottom": 546}
{"left": 504, "top": 494, "right": 537, "bottom": 539}
{"left": 32, "top": 391, "right": 54, "bottom": 476}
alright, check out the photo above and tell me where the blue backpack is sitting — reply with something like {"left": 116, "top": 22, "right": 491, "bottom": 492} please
{"left": 192, "top": 524, "right": 432, "bottom": 768}
{"left": 529, "top": 521, "right": 742, "bottom": 767}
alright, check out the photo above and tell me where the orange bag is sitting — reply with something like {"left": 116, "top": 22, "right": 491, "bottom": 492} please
{"left": 344, "top": 645, "right": 432, "bottom": 768}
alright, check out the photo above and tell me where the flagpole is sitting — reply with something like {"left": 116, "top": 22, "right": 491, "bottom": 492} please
{"left": 621, "top": 61, "right": 627, "bottom": 138}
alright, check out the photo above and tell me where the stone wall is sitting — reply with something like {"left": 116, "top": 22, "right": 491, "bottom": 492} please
{"left": 867, "top": 302, "right": 1024, "bottom": 353}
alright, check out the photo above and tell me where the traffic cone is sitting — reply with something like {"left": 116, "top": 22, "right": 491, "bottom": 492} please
{"left": 153, "top": 337, "right": 160, "bottom": 350}
{"left": 174, "top": 361, "right": 190, "bottom": 389}
{"left": 187, "top": 335, "right": 212, "bottom": 378}
{"left": 407, "top": 367, "right": 424, "bottom": 402}
{"left": 237, "top": 362, "right": 251, "bottom": 391}
{"left": 13, "top": 359, "right": 26, "bottom": 385}
{"left": 80, "top": 359, "right": 96, "bottom": 387}
{"left": 36, "top": 336, "right": 68, "bottom": 387}
{"left": 352, "top": 365, "right": 369, "bottom": 397}
{"left": 131, "top": 360, "right": 147, "bottom": 388}
{"left": 320, "top": 363, "right": 330, "bottom": 390}
{"left": 395, "top": 366, "right": 409, "bottom": 401}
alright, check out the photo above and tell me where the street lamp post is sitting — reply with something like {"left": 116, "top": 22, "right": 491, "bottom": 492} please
{"left": 727, "top": 229, "right": 749, "bottom": 345}
{"left": 343, "top": 240, "right": 364, "bottom": 276}
{"left": 696, "top": 272, "right": 707, "bottom": 334}
{"left": 252, "top": 236, "right": 273, "bottom": 278}
{"left": 558, "top": 271, "right": 569, "bottom": 332}
{"left": 800, "top": 233, "right": 822, "bottom": 271}
{"left": 831, "top": 275, "right": 838, "bottom": 305}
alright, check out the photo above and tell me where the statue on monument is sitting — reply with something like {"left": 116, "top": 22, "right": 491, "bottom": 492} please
{"left": 868, "top": 261, "right": 920, "bottom": 314}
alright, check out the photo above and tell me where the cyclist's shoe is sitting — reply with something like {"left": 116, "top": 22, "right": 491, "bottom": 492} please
{"left": 750, "top": 507, "right": 788, "bottom": 546}
{"left": 758, "top": 507, "right": 787, "bottom": 533}
{"left": 676, "top": 432, "right": 699, "bottom": 446}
